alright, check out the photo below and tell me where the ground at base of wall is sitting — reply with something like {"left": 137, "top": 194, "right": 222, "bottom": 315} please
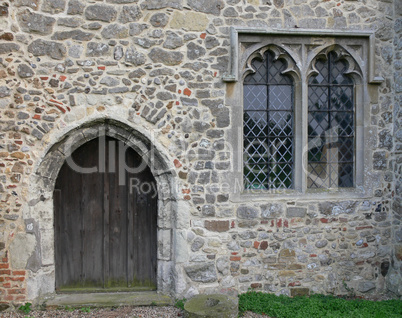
{"left": 1, "top": 294, "right": 398, "bottom": 318}
{"left": 1, "top": 306, "right": 183, "bottom": 318}
{"left": 0, "top": 306, "right": 273, "bottom": 318}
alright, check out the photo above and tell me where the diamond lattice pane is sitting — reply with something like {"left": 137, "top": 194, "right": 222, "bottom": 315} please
{"left": 244, "top": 164, "right": 269, "bottom": 189}
{"left": 308, "top": 51, "right": 355, "bottom": 189}
{"left": 244, "top": 85, "right": 267, "bottom": 111}
{"left": 308, "top": 162, "right": 341, "bottom": 188}
{"left": 330, "top": 54, "right": 353, "bottom": 84}
{"left": 309, "top": 58, "right": 329, "bottom": 84}
{"left": 243, "top": 49, "right": 294, "bottom": 190}
{"left": 268, "top": 112, "right": 293, "bottom": 137}
{"left": 330, "top": 86, "right": 353, "bottom": 111}
{"left": 330, "top": 112, "right": 354, "bottom": 136}
{"left": 338, "top": 137, "right": 354, "bottom": 162}
{"left": 244, "top": 138, "right": 269, "bottom": 164}
{"left": 308, "top": 137, "right": 326, "bottom": 162}
{"left": 308, "top": 86, "right": 328, "bottom": 111}
{"left": 268, "top": 137, "right": 293, "bottom": 164}
{"left": 338, "top": 163, "right": 354, "bottom": 187}
{"left": 307, "top": 162, "right": 328, "bottom": 188}
{"left": 269, "top": 85, "right": 293, "bottom": 110}
{"left": 308, "top": 112, "right": 329, "bottom": 136}
{"left": 244, "top": 111, "right": 268, "bottom": 137}
{"left": 268, "top": 52, "right": 292, "bottom": 85}
{"left": 244, "top": 57, "right": 267, "bottom": 84}
{"left": 269, "top": 163, "right": 293, "bottom": 189}
{"left": 307, "top": 141, "right": 354, "bottom": 188}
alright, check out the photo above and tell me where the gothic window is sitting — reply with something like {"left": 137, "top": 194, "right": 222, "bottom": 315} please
{"left": 241, "top": 45, "right": 363, "bottom": 193}
{"left": 308, "top": 51, "right": 355, "bottom": 188}
{"left": 243, "top": 50, "right": 294, "bottom": 190}
{"left": 227, "top": 29, "right": 379, "bottom": 196}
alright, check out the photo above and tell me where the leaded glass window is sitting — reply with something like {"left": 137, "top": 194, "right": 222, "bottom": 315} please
{"left": 243, "top": 50, "right": 294, "bottom": 190}
{"left": 308, "top": 51, "right": 354, "bottom": 188}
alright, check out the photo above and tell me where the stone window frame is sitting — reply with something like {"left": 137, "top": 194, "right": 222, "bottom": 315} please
{"left": 223, "top": 27, "right": 383, "bottom": 200}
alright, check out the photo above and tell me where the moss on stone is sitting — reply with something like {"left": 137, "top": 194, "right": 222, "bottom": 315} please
{"left": 184, "top": 294, "right": 238, "bottom": 318}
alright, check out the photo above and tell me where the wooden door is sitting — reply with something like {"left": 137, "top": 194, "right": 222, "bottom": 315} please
{"left": 54, "top": 137, "right": 157, "bottom": 292}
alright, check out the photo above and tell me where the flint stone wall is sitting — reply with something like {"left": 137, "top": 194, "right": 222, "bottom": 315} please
{"left": 0, "top": 0, "right": 401, "bottom": 307}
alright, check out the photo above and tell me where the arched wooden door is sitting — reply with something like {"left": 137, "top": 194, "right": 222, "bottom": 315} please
{"left": 54, "top": 136, "right": 157, "bottom": 292}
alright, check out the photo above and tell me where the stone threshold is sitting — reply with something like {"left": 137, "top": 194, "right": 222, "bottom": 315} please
{"left": 43, "top": 291, "right": 173, "bottom": 308}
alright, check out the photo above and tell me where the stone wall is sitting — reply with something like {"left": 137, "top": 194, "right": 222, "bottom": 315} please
{"left": 388, "top": 0, "right": 402, "bottom": 296}
{"left": 0, "top": 0, "right": 400, "bottom": 308}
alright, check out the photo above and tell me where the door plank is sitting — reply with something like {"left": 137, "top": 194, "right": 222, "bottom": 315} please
{"left": 108, "top": 138, "right": 128, "bottom": 288}
{"left": 55, "top": 148, "right": 84, "bottom": 289}
{"left": 103, "top": 138, "right": 110, "bottom": 289}
{"left": 131, "top": 156, "right": 158, "bottom": 288}
{"left": 79, "top": 139, "right": 104, "bottom": 288}
{"left": 126, "top": 147, "right": 137, "bottom": 288}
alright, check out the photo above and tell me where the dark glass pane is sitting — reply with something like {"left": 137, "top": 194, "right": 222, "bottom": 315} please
{"left": 338, "top": 163, "right": 354, "bottom": 187}
{"left": 267, "top": 111, "right": 293, "bottom": 137}
{"left": 268, "top": 137, "right": 293, "bottom": 164}
{"left": 338, "top": 137, "right": 354, "bottom": 162}
{"left": 308, "top": 86, "right": 329, "bottom": 111}
{"left": 244, "top": 85, "right": 267, "bottom": 111}
{"left": 330, "top": 86, "right": 353, "bottom": 111}
{"left": 244, "top": 138, "right": 269, "bottom": 164}
{"left": 269, "top": 163, "right": 293, "bottom": 189}
{"left": 244, "top": 164, "right": 269, "bottom": 189}
{"left": 308, "top": 112, "right": 329, "bottom": 137}
{"left": 244, "top": 111, "right": 268, "bottom": 137}
{"left": 330, "top": 112, "right": 354, "bottom": 136}
{"left": 308, "top": 137, "right": 326, "bottom": 162}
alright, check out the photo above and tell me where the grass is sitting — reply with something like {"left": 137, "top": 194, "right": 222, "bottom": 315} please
{"left": 174, "top": 298, "right": 186, "bottom": 310}
{"left": 239, "top": 291, "right": 402, "bottom": 318}
{"left": 18, "top": 303, "right": 32, "bottom": 315}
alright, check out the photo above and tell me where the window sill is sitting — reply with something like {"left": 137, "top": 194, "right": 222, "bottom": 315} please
{"left": 231, "top": 187, "right": 371, "bottom": 202}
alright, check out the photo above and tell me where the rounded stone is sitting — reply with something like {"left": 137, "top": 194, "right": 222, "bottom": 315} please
{"left": 85, "top": 4, "right": 117, "bottom": 22}
{"left": 101, "top": 24, "right": 129, "bottom": 39}
{"left": 187, "top": 42, "right": 206, "bottom": 60}
{"left": 315, "top": 240, "right": 328, "bottom": 248}
{"left": 150, "top": 12, "right": 169, "bottom": 27}
{"left": 119, "top": 5, "right": 142, "bottom": 23}
{"left": 187, "top": 0, "right": 225, "bottom": 16}
{"left": 17, "top": 9, "right": 56, "bottom": 35}
{"left": 42, "top": 0, "right": 66, "bottom": 14}
{"left": 184, "top": 294, "right": 238, "bottom": 318}
{"left": 17, "top": 64, "right": 34, "bottom": 78}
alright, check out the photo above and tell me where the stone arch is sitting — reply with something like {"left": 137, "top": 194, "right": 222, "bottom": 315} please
{"left": 25, "top": 118, "right": 178, "bottom": 301}
{"left": 306, "top": 44, "right": 363, "bottom": 84}
{"left": 242, "top": 44, "right": 301, "bottom": 82}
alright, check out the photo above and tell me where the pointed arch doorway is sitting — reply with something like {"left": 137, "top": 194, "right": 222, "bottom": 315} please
{"left": 54, "top": 136, "right": 157, "bottom": 292}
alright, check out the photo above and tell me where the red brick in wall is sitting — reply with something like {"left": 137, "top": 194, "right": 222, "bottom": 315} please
{"left": 0, "top": 252, "right": 26, "bottom": 303}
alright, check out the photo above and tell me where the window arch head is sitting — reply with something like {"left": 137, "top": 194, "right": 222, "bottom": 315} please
{"left": 243, "top": 48, "right": 295, "bottom": 190}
